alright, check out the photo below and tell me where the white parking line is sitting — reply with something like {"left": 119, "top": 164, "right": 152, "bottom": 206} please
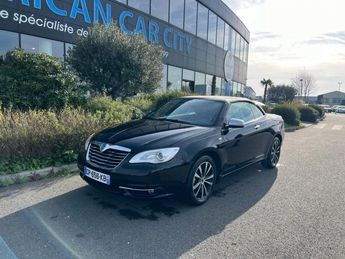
{"left": 0, "top": 236, "right": 17, "bottom": 259}
{"left": 315, "top": 124, "right": 326, "bottom": 129}
{"left": 332, "top": 125, "right": 343, "bottom": 131}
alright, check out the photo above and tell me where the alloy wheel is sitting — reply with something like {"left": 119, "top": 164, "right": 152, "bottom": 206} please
{"left": 270, "top": 138, "right": 281, "bottom": 166}
{"left": 192, "top": 161, "right": 215, "bottom": 202}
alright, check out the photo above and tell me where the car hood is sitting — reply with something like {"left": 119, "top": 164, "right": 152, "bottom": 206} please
{"left": 93, "top": 119, "right": 213, "bottom": 152}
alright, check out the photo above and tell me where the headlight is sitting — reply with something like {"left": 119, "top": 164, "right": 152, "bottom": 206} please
{"left": 129, "top": 148, "right": 180, "bottom": 164}
{"left": 85, "top": 133, "right": 95, "bottom": 150}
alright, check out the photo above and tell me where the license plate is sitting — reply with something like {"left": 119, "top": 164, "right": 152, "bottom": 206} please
{"left": 84, "top": 167, "right": 110, "bottom": 185}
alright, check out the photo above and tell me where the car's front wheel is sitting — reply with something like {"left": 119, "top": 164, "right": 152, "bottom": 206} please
{"left": 186, "top": 156, "right": 217, "bottom": 205}
{"left": 262, "top": 137, "right": 281, "bottom": 169}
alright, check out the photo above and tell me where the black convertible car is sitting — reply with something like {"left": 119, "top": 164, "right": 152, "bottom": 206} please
{"left": 78, "top": 96, "right": 284, "bottom": 205}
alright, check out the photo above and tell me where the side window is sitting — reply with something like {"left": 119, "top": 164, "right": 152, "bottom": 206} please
{"left": 226, "top": 102, "right": 255, "bottom": 122}
{"left": 250, "top": 104, "right": 264, "bottom": 119}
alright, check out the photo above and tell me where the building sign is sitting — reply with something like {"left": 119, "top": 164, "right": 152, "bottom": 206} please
{"left": 1, "top": 0, "right": 192, "bottom": 55}
{"left": 224, "top": 50, "right": 234, "bottom": 82}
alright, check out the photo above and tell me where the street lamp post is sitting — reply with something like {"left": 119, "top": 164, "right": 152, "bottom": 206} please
{"left": 300, "top": 79, "right": 303, "bottom": 101}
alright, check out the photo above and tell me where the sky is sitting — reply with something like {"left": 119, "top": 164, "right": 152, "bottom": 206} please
{"left": 224, "top": 0, "right": 345, "bottom": 96}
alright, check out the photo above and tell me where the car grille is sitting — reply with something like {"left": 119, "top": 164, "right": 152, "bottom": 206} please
{"left": 88, "top": 142, "right": 129, "bottom": 169}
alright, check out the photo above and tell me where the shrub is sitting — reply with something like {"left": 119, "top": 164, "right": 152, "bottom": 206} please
{"left": 298, "top": 106, "right": 318, "bottom": 123}
{"left": 271, "top": 103, "right": 301, "bottom": 126}
{"left": 0, "top": 49, "right": 86, "bottom": 110}
{"left": 308, "top": 104, "right": 325, "bottom": 119}
{"left": 68, "top": 23, "right": 163, "bottom": 99}
{"left": 124, "top": 95, "right": 154, "bottom": 115}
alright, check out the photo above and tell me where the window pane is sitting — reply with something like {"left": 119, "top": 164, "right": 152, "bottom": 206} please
{"left": 167, "top": 66, "right": 182, "bottom": 90}
{"left": 160, "top": 64, "right": 168, "bottom": 91}
{"left": 208, "top": 11, "right": 217, "bottom": 44}
{"left": 236, "top": 32, "right": 241, "bottom": 58}
{"left": 128, "top": 0, "right": 150, "bottom": 13}
{"left": 151, "top": 0, "right": 169, "bottom": 22}
{"left": 227, "top": 102, "right": 254, "bottom": 122}
{"left": 183, "top": 69, "right": 194, "bottom": 81}
{"left": 182, "top": 69, "right": 195, "bottom": 92}
{"left": 216, "top": 18, "right": 224, "bottom": 48}
{"left": 116, "top": 0, "right": 126, "bottom": 4}
{"left": 195, "top": 72, "right": 205, "bottom": 85}
{"left": 65, "top": 43, "right": 75, "bottom": 57}
{"left": 21, "top": 35, "right": 64, "bottom": 59}
{"left": 0, "top": 30, "right": 19, "bottom": 57}
{"left": 224, "top": 24, "right": 229, "bottom": 50}
{"left": 197, "top": 3, "right": 208, "bottom": 40}
{"left": 231, "top": 29, "right": 236, "bottom": 54}
{"left": 251, "top": 104, "right": 264, "bottom": 119}
{"left": 170, "top": 0, "right": 184, "bottom": 29}
{"left": 206, "top": 74, "right": 213, "bottom": 95}
{"left": 184, "top": 0, "right": 197, "bottom": 34}
{"left": 216, "top": 77, "right": 221, "bottom": 95}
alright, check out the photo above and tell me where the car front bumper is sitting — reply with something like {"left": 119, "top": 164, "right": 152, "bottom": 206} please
{"left": 78, "top": 153, "right": 190, "bottom": 198}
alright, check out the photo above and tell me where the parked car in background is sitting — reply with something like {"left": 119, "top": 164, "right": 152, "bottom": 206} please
{"left": 319, "top": 105, "right": 332, "bottom": 113}
{"left": 78, "top": 96, "right": 285, "bottom": 205}
{"left": 335, "top": 106, "right": 345, "bottom": 114}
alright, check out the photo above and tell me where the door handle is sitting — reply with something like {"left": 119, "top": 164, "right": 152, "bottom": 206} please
{"left": 254, "top": 125, "right": 261, "bottom": 130}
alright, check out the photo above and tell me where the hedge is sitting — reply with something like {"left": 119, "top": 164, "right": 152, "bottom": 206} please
{"left": 271, "top": 103, "right": 301, "bottom": 126}
{"left": 308, "top": 104, "right": 325, "bottom": 119}
{"left": 298, "top": 106, "right": 319, "bottom": 123}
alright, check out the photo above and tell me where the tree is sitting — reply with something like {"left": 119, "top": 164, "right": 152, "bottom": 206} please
{"left": 260, "top": 78, "right": 273, "bottom": 103}
{"left": 291, "top": 71, "right": 316, "bottom": 101}
{"left": 268, "top": 85, "right": 297, "bottom": 103}
{"left": 0, "top": 49, "right": 85, "bottom": 110}
{"left": 68, "top": 23, "right": 163, "bottom": 99}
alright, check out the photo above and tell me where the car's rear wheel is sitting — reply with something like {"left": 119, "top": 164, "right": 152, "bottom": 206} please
{"left": 262, "top": 137, "right": 281, "bottom": 169}
{"left": 186, "top": 156, "right": 217, "bottom": 205}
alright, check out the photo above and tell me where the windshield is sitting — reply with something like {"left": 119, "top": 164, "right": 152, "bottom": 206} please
{"left": 146, "top": 98, "right": 224, "bottom": 126}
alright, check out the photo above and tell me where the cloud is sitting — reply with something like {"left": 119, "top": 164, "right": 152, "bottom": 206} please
{"left": 251, "top": 32, "right": 280, "bottom": 42}
{"left": 324, "top": 31, "right": 345, "bottom": 41}
{"left": 223, "top": 0, "right": 265, "bottom": 11}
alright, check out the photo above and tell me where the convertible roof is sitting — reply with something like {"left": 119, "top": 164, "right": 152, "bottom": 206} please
{"left": 180, "top": 96, "right": 252, "bottom": 104}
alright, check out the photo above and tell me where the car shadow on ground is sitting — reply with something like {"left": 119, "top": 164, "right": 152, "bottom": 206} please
{"left": 0, "top": 164, "right": 277, "bottom": 259}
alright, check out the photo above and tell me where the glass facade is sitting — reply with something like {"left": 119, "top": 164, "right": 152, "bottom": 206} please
{"left": 207, "top": 11, "right": 217, "bottom": 44}
{"left": 197, "top": 3, "right": 208, "bottom": 40}
{"left": 160, "top": 64, "right": 168, "bottom": 91}
{"left": 170, "top": 0, "right": 185, "bottom": 29}
{"left": 151, "top": 0, "right": 169, "bottom": 22}
{"left": 167, "top": 66, "right": 182, "bottom": 90}
{"left": 0, "top": 30, "right": 19, "bottom": 57}
{"left": 184, "top": 0, "right": 197, "bottom": 35}
{"left": 128, "top": 0, "right": 150, "bottom": 14}
{"left": 216, "top": 18, "right": 225, "bottom": 48}
{"left": 21, "top": 34, "right": 64, "bottom": 59}
{"left": 0, "top": 0, "right": 249, "bottom": 98}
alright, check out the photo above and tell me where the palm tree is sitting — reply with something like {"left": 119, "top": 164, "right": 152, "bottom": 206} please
{"left": 261, "top": 78, "right": 273, "bottom": 103}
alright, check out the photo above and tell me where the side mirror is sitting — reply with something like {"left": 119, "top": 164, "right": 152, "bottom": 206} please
{"left": 224, "top": 118, "right": 245, "bottom": 129}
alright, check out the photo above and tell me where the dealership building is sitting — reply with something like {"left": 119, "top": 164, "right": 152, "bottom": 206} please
{"left": 0, "top": 0, "right": 250, "bottom": 96}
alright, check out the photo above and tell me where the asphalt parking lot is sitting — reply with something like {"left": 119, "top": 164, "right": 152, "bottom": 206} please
{"left": 1, "top": 113, "right": 345, "bottom": 259}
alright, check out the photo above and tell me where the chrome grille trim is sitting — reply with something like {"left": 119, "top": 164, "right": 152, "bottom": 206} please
{"left": 87, "top": 141, "right": 130, "bottom": 170}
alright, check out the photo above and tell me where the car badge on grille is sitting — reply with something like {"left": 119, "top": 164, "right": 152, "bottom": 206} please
{"left": 99, "top": 143, "right": 110, "bottom": 153}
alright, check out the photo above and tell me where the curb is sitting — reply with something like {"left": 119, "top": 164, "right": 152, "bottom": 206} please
{"left": 0, "top": 164, "right": 78, "bottom": 183}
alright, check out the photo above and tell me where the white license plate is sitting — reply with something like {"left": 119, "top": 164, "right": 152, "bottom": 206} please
{"left": 84, "top": 167, "right": 110, "bottom": 185}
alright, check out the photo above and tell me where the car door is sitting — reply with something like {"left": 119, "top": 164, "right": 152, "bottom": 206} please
{"left": 221, "top": 102, "right": 258, "bottom": 172}
{"left": 248, "top": 103, "right": 272, "bottom": 158}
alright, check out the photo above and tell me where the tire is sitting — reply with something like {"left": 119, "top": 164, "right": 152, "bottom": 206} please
{"left": 262, "top": 137, "right": 281, "bottom": 169}
{"left": 185, "top": 156, "right": 217, "bottom": 206}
